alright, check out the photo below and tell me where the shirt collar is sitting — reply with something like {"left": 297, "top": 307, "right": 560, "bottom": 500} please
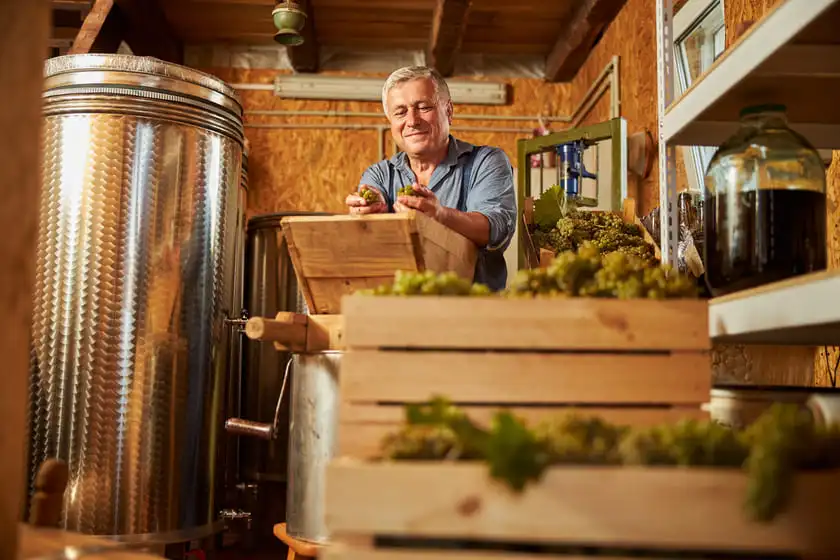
{"left": 390, "top": 135, "right": 475, "bottom": 171}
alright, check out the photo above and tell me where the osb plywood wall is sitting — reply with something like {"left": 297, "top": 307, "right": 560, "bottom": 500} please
{"left": 200, "top": 67, "right": 571, "bottom": 217}
{"left": 569, "top": 0, "right": 658, "bottom": 214}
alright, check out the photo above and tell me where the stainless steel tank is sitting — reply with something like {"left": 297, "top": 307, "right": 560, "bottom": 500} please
{"left": 29, "top": 54, "right": 245, "bottom": 544}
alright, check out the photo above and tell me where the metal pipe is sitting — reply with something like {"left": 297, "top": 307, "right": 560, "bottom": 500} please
{"left": 611, "top": 54, "right": 621, "bottom": 118}
{"left": 244, "top": 123, "right": 533, "bottom": 133}
{"left": 246, "top": 109, "right": 573, "bottom": 123}
{"left": 571, "top": 80, "right": 611, "bottom": 128}
{"left": 234, "top": 57, "right": 620, "bottom": 128}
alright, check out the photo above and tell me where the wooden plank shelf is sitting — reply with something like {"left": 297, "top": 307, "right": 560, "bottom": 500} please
{"left": 709, "top": 269, "right": 840, "bottom": 345}
{"left": 665, "top": 0, "right": 840, "bottom": 149}
{"left": 323, "top": 461, "right": 840, "bottom": 559}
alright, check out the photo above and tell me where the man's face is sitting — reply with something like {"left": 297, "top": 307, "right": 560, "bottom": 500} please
{"left": 386, "top": 78, "right": 452, "bottom": 157}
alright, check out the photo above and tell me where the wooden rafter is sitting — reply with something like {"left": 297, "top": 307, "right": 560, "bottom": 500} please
{"left": 426, "top": 0, "right": 472, "bottom": 77}
{"left": 545, "top": 0, "right": 628, "bottom": 82}
{"left": 68, "top": 0, "right": 123, "bottom": 55}
{"left": 288, "top": 0, "right": 320, "bottom": 73}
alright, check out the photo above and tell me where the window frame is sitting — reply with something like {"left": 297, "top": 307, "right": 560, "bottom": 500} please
{"left": 673, "top": 0, "right": 726, "bottom": 194}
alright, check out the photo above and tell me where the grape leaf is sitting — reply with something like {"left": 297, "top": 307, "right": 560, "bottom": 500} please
{"left": 484, "top": 411, "right": 550, "bottom": 492}
{"left": 533, "top": 185, "right": 576, "bottom": 230}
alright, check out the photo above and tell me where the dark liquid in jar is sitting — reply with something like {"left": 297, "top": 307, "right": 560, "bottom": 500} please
{"left": 704, "top": 189, "right": 827, "bottom": 296}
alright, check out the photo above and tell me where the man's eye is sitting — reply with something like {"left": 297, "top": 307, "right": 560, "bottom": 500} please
{"left": 419, "top": 106, "right": 432, "bottom": 111}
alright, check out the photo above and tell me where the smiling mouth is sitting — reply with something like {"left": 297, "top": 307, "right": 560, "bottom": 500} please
{"left": 404, "top": 132, "right": 428, "bottom": 138}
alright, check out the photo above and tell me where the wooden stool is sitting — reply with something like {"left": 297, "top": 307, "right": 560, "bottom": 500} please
{"left": 273, "top": 523, "right": 322, "bottom": 560}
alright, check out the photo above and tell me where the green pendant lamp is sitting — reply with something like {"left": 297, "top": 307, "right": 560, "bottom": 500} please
{"left": 273, "top": 0, "right": 308, "bottom": 46}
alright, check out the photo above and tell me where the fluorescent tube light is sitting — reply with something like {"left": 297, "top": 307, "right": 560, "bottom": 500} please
{"left": 273, "top": 75, "right": 508, "bottom": 105}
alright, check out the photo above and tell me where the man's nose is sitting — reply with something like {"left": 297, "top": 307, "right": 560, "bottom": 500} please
{"left": 405, "top": 108, "right": 421, "bottom": 127}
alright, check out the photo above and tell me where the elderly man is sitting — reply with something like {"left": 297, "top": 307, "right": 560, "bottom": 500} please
{"left": 345, "top": 66, "right": 517, "bottom": 291}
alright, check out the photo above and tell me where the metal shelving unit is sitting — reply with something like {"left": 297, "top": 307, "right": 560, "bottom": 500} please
{"left": 656, "top": 0, "right": 840, "bottom": 345}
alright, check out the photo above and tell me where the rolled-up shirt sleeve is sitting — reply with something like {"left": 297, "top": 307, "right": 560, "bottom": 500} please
{"left": 465, "top": 148, "right": 517, "bottom": 251}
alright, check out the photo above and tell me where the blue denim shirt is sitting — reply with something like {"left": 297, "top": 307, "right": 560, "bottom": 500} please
{"left": 358, "top": 136, "right": 517, "bottom": 291}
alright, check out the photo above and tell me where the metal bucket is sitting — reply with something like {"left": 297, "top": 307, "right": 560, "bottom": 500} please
{"left": 29, "top": 54, "right": 244, "bottom": 543}
{"left": 286, "top": 351, "right": 342, "bottom": 545}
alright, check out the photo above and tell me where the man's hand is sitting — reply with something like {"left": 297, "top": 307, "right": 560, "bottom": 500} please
{"left": 395, "top": 183, "right": 449, "bottom": 221}
{"left": 346, "top": 185, "right": 387, "bottom": 215}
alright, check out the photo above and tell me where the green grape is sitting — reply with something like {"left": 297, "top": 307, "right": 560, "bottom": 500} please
{"left": 356, "top": 270, "right": 492, "bottom": 296}
{"left": 358, "top": 185, "right": 380, "bottom": 204}
{"left": 397, "top": 184, "right": 416, "bottom": 197}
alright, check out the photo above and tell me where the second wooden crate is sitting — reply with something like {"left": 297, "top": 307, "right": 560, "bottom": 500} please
{"left": 338, "top": 295, "right": 711, "bottom": 458}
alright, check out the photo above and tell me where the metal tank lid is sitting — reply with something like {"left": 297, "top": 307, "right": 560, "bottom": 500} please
{"left": 44, "top": 54, "right": 242, "bottom": 113}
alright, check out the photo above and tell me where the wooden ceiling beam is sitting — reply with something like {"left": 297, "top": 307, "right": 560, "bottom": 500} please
{"left": 544, "top": 0, "right": 627, "bottom": 82}
{"left": 68, "top": 0, "right": 124, "bottom": 55}
{"left": 426, "top": 0, "right": 472, "bottom": 77}
{"left": 287, "top": 0, "right": 320, "bottom": 73}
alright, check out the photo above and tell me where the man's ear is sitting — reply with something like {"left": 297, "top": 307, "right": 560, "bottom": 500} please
{"left": 446, "top": 100, "right": 454, "bottom": 124}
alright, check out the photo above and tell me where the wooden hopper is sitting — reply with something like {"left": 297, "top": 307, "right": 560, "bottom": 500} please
{"left": 280, "top": 211, "right": 477, "bottom": 314}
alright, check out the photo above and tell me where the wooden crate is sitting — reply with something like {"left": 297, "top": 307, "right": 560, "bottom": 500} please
{"left": 322, "top": 461, "right": 840, "bottom": 559}
{"left": 338, "top": 295, "right": 711, "bottom": 458}
{"left": 280, "top": 211, "right": 477, "bottom": 314}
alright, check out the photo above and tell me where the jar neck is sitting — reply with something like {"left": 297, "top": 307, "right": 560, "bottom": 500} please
{"left": 740, "top": 111, "right": 788, "bottom": 128}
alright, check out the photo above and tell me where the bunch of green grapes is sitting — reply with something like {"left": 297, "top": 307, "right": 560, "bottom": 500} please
{"left": 619, "top": 418, "right": 748, "bottom": 468}
{"left": 358, "top": 185, "right": 380, "bottom": 204}
{"left": 508, "top": 242, "right": 698, "bottom": 299}
{"left": 358, "top": 270, "right": 492, "bottom": 296}
{"left": 535, "top": 414, "right": 629, "bottom": 465}
{"left": 533, "top": 209, "right": 658, "bottom": 264}
{"left": 381, "top": 425, "right": 463, "bottom": 460}
{"left": 397, "top": 184, "right": 416, "bottom": 197}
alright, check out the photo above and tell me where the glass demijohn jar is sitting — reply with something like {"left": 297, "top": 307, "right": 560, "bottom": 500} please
{"left": 703, "top": 104, "right": 827, "bottom": 296}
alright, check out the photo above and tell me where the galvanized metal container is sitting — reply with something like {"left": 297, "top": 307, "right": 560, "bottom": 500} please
{"left": 285, "top": 351, "right": 342, "bottom": 545}
{"left": 29, "top": 54, "right": 245, "bottom": 543}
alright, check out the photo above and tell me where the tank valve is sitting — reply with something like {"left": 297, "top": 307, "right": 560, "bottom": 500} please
{"left": 224, "top": 309, "right": 250, "bottom": 333}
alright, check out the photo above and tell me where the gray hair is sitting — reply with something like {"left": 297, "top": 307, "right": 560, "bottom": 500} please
{"left": 381, "top": 66, "right": 452, "bottom": 114}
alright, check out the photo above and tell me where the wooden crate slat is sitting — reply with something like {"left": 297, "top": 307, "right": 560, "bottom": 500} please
{"left": 325, "top": 462, "right": 840, "bottom": 554}
{"left": 342, "top": 297, "right": 710, "bottom": 351}
{"left": 342, "top": 350, "right": 710, "bottom": 405}
{"left": 282, "top": 217, "right": 419, "bottom": 277}
{"left": 338, "top": 406, "right": 709, "bottom": 458}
